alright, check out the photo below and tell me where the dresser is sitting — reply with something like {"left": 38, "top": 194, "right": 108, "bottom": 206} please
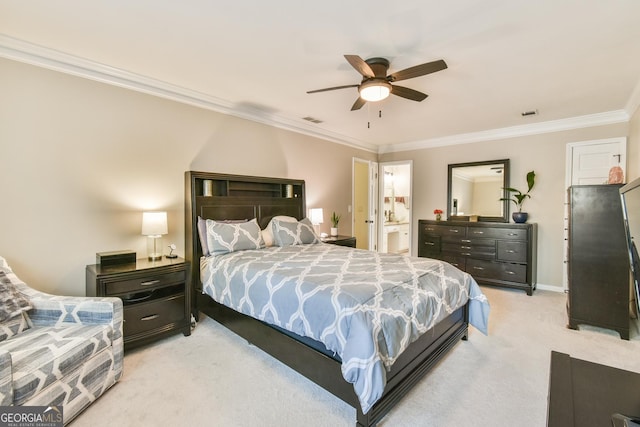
{"left": 567, "top": 185, "right": 631, "bottom": 340}
{"left": 418, "top": 220, "right": 537, "bottom": 295}
{"left": 86, "top": 257, "right": 191, "bottom": 349}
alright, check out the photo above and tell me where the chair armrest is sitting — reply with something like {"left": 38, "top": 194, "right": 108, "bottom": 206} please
{"left": 0, "top": 349, "right": 13, "bottom": 405}
{"left": 21, "top": 288, "right": 125, "bottom": 380}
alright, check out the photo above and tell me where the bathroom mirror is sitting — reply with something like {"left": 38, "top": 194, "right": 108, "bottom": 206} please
{"left": 447, "top": 159, "right": 510, "bottom": 222}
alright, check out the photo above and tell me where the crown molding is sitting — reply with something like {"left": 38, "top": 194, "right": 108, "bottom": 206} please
{"left": 378, "top": 110, "right": 630, "bottom": 154}
{"left": 0, "top": 34, "right": 378, "bottom": 153}
{"left": 0, "top": 34, "right": 634, "bottom": 156}
{"left": 625, "top": 77, "right": 640, "bottom": 118}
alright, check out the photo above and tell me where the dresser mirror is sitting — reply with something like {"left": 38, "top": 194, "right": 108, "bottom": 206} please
{"left": 447, "top": 159, "right": 510, "bottom": 222}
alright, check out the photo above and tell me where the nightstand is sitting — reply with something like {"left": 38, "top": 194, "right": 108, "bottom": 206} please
{"left": 86, "top": 257, "right": 191, "bottom": 349}
{"left": 322, "top": 235, "right": 356, "bottom": 248}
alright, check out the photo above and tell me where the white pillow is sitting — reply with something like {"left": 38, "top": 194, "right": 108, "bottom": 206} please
{"left": 262, "top": 215, "right": 298, "bottom": 247}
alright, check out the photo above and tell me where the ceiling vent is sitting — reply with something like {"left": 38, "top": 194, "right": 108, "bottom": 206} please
{"left": 302, "top": 116, "right": 323, "bottom": 124}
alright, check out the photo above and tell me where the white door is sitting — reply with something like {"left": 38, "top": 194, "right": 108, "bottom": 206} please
{"left": 567, "top": 138, "right": 627, "bottom": 185}
{"left": 563, "top": 137, "right": 627, "bottom": 288}
{"left": 352, "top": 159, "right": 378, "bottom": 251}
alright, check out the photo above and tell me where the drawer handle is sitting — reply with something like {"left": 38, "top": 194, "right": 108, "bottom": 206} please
{"left": 472, "top": 231, "right": 484, "bottom": 234}
{"left": 506, "top": 271, "right": 516, "bottom": 275}
{"left": 508, "top": 233, "right": 518, "bottom": 236}
{"left": 461, "top": 253, "right": 471, "bottom": 256}
{"left": 141, "top": 314, "right": 160, "bottom": 321}
{"left": 461, "top": 246, "right": 472, "bottom": 250}
{"left": 472, "top": 266, "right": 484, "bottom": 270}
{"left": 449, "top": 229, "right": 460, "bottom": 233}
{"left": 424, "top": 242, "right": 435, "bottom": 246}
{"left": 140, "top": 280, "right": 161, "bottom": 287}
{"left": 461, "top": 239, "right": 471, "bottom": 243}
{"left": 426, "top": 227, "right": 435, "bottom": 231}
{"left": 505, "top": 250, "right": 516, "bottom": 253}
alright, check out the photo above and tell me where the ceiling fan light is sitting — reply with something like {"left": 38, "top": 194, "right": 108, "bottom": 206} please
{"left": 359, "top": 81, "right": 391, "bottom": 102}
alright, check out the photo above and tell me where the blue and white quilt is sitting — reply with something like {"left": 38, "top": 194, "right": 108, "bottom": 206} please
{"left": 201, "top": 243, "right": 489, "bottom": 413}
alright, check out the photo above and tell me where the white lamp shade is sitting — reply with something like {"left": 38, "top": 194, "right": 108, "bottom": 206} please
{"left": 309, "top": 208, "right": 324, "bottom": 225}
{"left": 142, "top": 211, "right": 168, "bottom": 236}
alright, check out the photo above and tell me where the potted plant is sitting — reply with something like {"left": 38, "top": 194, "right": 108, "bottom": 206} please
{"left": 501, "top": 171, "right": 535, "bottom": 223}
{"left": 330, "top": 212, "right": 341, "bottom": 236}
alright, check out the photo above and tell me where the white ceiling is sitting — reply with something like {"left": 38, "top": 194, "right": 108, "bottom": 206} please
{"left": 1, "top": 0, "right": 640, "bottom": 153}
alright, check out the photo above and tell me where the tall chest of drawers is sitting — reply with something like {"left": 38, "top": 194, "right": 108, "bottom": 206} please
{"left": 418, "top": 220, "right": 538, "bottom": 295}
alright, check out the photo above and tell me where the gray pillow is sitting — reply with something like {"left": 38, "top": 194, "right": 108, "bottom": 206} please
{"left": 272, "top": 218, "right": 320, "bottom": 246}
{"left": 206, "top": 218, "right": 265, "bottom": 254}
{"left": 0, "top": 270, "right": 32, "bottom": 323}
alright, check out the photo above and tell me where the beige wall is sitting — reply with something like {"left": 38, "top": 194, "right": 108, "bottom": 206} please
{"left": 381, "top": 122, "right": 631, "bottom": 289}
{"left": 0, "top": 58, "right": 376, "bottom": 295}
{"left": 1, "top": 57, "right": 638, "bottom": 295}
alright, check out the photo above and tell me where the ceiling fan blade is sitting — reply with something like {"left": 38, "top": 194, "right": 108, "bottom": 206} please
{"left": 344, "top": 54, "right": 375, "bottom": 78}
{"left": 388, "top": 59, "right": 447, "bottom": 82}
{"left": 351, "top": 97, "right": 367, "bottom": 111}
{"left": 391, "top": 85, "right": 428, "bottom": 102}
{"left": 307, "top": 84, "right": 359, "bottom": 94}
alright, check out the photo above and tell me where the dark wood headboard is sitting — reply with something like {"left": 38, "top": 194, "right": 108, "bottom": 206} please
{"left": 184, "top": 171, "right": 306, "bottom": 296}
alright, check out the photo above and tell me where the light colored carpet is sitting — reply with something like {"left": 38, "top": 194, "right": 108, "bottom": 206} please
{"left": 74, "top": 287, "right": 640, "bottom": 427}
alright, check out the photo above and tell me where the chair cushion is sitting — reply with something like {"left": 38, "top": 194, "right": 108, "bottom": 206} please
{"left": 1, "top": 324, "right": 113, "bottom": 405}
{"left": 0, "top": 269, "right": 32, "bottom": 320}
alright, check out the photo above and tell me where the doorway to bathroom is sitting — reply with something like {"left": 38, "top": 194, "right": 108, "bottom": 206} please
{"left": 379, "top": 161, "right": 413, "bottom": 255}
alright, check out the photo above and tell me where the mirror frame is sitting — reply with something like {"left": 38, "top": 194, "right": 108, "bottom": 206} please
{"left": 447, "top": 159, "right": 510, "bottom": 223}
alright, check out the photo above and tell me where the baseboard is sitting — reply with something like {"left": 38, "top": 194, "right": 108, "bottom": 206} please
{"left": 537, "top": 283, "right": 566, "bottom": 293}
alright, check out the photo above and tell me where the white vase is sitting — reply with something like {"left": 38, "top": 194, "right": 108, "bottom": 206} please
{"left": 330, "top": 227, "right": 338, "bottom": 236}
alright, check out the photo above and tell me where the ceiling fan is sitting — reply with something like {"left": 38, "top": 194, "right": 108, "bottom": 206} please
{"left": 307, "top": 54, "right": 447, "bottom": 111}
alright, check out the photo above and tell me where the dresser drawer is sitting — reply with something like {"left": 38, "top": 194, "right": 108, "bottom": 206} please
{"left": 467, "top": 259, "right": 527, "bottom": 283}
{"left": 468, "top": 227, "right": 528, "bottom": 240}
{"left": 443, "top": 238, "right": 495, "bottom": 259}
{"left": 105, "top": 270, "right": 186, "bottom": 295}
{"left": 421, "top": 224, "right": 466, "bottom": 237}
{"left": 418, "top": 236, "right": 440, "bottom": 258}
{"left": 497, "top": 241, "right": 527, "bottom": 262}
{"left": 124, "top": 294, "right": 186, "bottom": 337}
{"left": 441, "top": 254, "right": 466, "bottom": 270}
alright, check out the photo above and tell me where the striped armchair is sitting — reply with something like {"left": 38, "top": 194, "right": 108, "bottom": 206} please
{"left": 0, "top": 256, "right": 123, "bottom": 425}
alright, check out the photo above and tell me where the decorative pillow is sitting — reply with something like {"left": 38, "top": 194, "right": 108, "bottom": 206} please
{"left": 0, "top": 270, "right": 32, "bottom": 323}
{"left": 262, "top": 215, "right": 298, "bottom": 247}
{"left": 198, "top": 217, "right": 249, "bottom": 256}
{"left": 272, "top": 217, "right": 320, "bottom": 247}
{"left": 206, "top": 218, "right": 264, "bottom": 254}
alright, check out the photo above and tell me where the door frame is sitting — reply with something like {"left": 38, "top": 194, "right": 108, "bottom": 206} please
{"left": 378, "top": 160, "right": 413, "bottom": 255}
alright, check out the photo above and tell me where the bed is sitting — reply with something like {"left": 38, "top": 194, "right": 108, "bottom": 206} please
{"left": 185, "top": 171, "right": 489, "bottom": 427}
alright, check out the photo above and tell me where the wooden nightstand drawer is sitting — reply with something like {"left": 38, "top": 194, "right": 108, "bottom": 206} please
{"left": 124, "top": 294, "right": 186, "bottom": 337}
{"left": 105, "top": 270, "right": 186, "bottom": 295}
{"left": 86, "top": 257, "right": 190, "bottom": 349}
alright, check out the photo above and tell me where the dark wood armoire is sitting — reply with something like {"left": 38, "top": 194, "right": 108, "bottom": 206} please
{"left": 567, "top": 184, "right": 631, "bottom": 340}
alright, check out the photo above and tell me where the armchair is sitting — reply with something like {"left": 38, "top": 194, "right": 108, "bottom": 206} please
{"left": 0, "top": 256, "right": 123, "bottom": 425}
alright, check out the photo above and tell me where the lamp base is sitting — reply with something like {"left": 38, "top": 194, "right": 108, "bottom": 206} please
{"left": 146, "top": 235, "right": 163, "bottom": 262}
{"left": 165, "top": 254, "right": 178, "bottom": 259}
